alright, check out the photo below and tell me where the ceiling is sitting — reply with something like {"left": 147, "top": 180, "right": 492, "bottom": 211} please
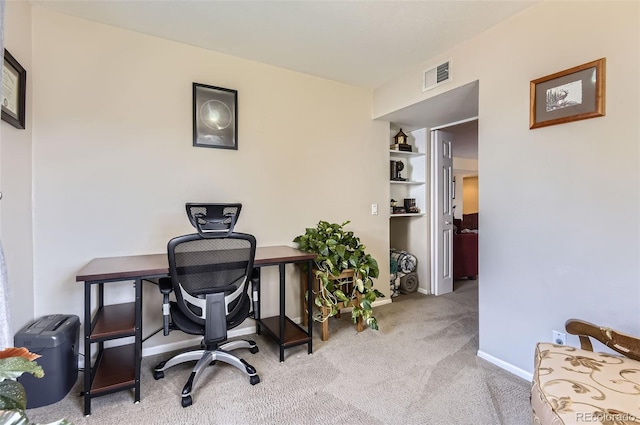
{"left": 30, "top": 0, "right": 536, "bottom": 89}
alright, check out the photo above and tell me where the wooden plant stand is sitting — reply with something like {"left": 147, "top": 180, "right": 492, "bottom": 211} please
{"left": 299, "top": 267, "right": 364, "bottom": 341}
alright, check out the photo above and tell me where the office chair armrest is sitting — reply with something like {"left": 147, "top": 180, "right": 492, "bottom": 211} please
{"left": 158, "top": 277, "right": 173, "bottom": 294}
{"left": 251, "top": 268, "right": 260, "bottom": 319}
{"left": 158, "top": 277, "right": 173, "bottom": 336}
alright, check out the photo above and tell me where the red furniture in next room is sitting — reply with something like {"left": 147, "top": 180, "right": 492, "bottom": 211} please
{"left": 453, "top": 213, "right": 478, "bottom": 280}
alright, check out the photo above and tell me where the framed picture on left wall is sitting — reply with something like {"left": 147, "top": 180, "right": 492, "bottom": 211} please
{"left": 1, "top": 49, "right": 26, "bottom": 129}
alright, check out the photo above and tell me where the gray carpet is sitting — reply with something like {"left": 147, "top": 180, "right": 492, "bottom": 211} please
{"left": 26, "top": 280, "right": 532, "bottom": 425}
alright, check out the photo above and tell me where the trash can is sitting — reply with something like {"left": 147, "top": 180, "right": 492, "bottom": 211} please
{"left": 14, "top": 314, "right": 80, "bottom": 408}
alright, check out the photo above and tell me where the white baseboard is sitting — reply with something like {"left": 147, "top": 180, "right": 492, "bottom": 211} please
{"left": 143, "top": 319, "right": 272, "bottom": 357}
{"left": 374, "top": 298, "right": 392, "bottom": 307}
{"left": 283, "top": 299, "right": 391, "bottom": 320}
{"left": 141, "top": 299, "right": 394, "bottom": 357}
{"left": 476, "top": 350, "right": 533, "bottom": 382}
{"left": 417, "top": 287, "right": 430, "bottom": 295}
{"left": 142, "top": 336, "right": 203, "bottom": 357}
{"left": 142, "top": 317, "right": 304, "bottom": 357}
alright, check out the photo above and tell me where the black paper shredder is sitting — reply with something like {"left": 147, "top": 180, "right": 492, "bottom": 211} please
{"left": 14, "top": 314, "right": 80, "bottom": 408}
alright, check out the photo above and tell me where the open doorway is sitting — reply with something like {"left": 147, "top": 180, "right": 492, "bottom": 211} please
{"left": 378, "top": 80, "right": 479, "bottom": 297}
{"left": 437, "top": 120, "right": 478, "bottom": 295}
{"left": 429, "top": 121, "right": 478, "bottom": 296}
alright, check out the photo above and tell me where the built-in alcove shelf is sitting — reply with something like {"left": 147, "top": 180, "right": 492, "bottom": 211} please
{"left": 389, "top": 150, "right": 425, "bottom": 157}
{"left": 389, "top": 127, "right": 428, "bottom": 296}
{"left": 390, "top": 180, "right": 426, "bottom": 185}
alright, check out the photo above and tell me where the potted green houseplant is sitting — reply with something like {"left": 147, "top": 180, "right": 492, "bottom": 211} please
{"left": 293, "top": 220, "right": 383, "bottom": 333}
{"left": 0, "top": 347, "right": 71, "bottom": 425}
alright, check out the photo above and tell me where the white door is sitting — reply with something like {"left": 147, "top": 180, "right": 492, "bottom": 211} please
{"left": 430, "top": 130, "right": 454, "bottom": 295}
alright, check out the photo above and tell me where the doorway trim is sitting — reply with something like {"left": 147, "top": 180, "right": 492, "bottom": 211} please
{"left": 431, "top": 116, "right": 478, "bottom": 131}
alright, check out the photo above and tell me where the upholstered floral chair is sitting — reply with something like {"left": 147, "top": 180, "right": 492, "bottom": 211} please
{"left": 531, "top": 319, "right": 640, "bottom": 425}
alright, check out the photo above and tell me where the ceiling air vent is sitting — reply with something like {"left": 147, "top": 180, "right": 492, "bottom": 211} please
{"left": 422, "top": 60, "right": 451, "bottom": 92}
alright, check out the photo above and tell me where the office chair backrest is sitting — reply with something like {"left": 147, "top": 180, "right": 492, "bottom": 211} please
{"left": 185, "top": 203, "right": 242, "bottom": 237}
{"left": 167, "top": 232, "right": 256, "bottom": 326}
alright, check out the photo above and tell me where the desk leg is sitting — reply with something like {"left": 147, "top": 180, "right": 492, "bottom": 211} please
{"left": 307, "top": 261, "right": 313, "bottom": 354}
{"left": 134, "top": 278, "right": 142, "bottom": 404}
{"left": 279, "top": 263, "right": 286, "bottom": 362}
{"left": 83, "top": 281, "right": 92, "bottom": 416}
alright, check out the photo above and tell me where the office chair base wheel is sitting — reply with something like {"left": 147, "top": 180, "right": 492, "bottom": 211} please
{"left": 250, "top": 375, "right": 260, "bottom": 385}
{"left": 181, "top": 395, "right": 192, "bottom": 408}
{"left": 153, "top": 360, "right": 167, "bottom": 380}
{"left": 249, "top": 346, "right": 259, "bottom": 354}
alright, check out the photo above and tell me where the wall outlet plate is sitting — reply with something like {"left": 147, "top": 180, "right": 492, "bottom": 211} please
{"left": 552, "top": 330, "right": 566, "bottom": 345}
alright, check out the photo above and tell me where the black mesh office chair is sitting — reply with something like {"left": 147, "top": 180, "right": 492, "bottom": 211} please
{"left": 153, "top": 205, "right": 260, "bottom": 407}
{"left": 185, "top": 203, "right": 242, "bottom": 236}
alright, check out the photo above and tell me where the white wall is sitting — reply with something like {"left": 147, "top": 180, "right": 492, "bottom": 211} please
{"left": 29, "top": 8, "right": 390, "bottom": 353}
{"left": 1, "top": 0, "right": 34, "bottom": 340}
{"left": 375, "top": 1, "right": 640, "bottom": 376}
{"left": 453, "top": 157, "right": 478, "bottom": 217}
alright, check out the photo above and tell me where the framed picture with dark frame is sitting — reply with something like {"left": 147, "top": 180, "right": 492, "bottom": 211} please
{"left": 530, "top": 58, "right": 605, "bottom": 129}
{"left": 193, "top": 82, "right": 238, "bottom": 149}
{"left": 1, "top": 49, "right": 27, "bottom": 129}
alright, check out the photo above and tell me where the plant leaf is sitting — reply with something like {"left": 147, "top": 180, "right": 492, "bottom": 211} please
{"left": 0, "top": 409, "right": 73, "bottom": 425}
{"left": 368, "top": 317, "right": 379, "bottom": 330}
{"left": 0, "top": 357, "right": 44, "bottom": 381}
{"left": 334, "top": 289, "right": 349, "bottom": 302}
{"left": 361, "top": 299, "right": 372, "bottom": 311}
{"left": 0, "top": 348, "right": 40, "bottom": 362}
{"left": 326, "top": 238, "right": 338, "bottom": 247}
{"left": 0, "top": 380, "right": 27, "bottom": 410}
{"left": 365, "top": 291, "right": 377, "bottom": 302}
{"left": 0, "top": 410, "right": 29, "bottom": 425}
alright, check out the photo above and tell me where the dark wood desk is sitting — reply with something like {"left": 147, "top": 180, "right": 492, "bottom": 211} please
{"left": 76, "top": 246, "right": 314, "bottom": 416}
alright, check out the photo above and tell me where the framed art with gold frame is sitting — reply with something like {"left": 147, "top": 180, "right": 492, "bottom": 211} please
{"left": 530, "top": 58, "right": 605, "bottom": 129}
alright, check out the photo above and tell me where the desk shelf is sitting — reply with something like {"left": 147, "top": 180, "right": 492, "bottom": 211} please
{"left": 259, "top": 316, "right": 310, "bottom": 347}
{"left": 90, "top": 344, "right": 136, "bottom": 396}
{"left": 90, "top": 303, "right": 136, "bottom": 341}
